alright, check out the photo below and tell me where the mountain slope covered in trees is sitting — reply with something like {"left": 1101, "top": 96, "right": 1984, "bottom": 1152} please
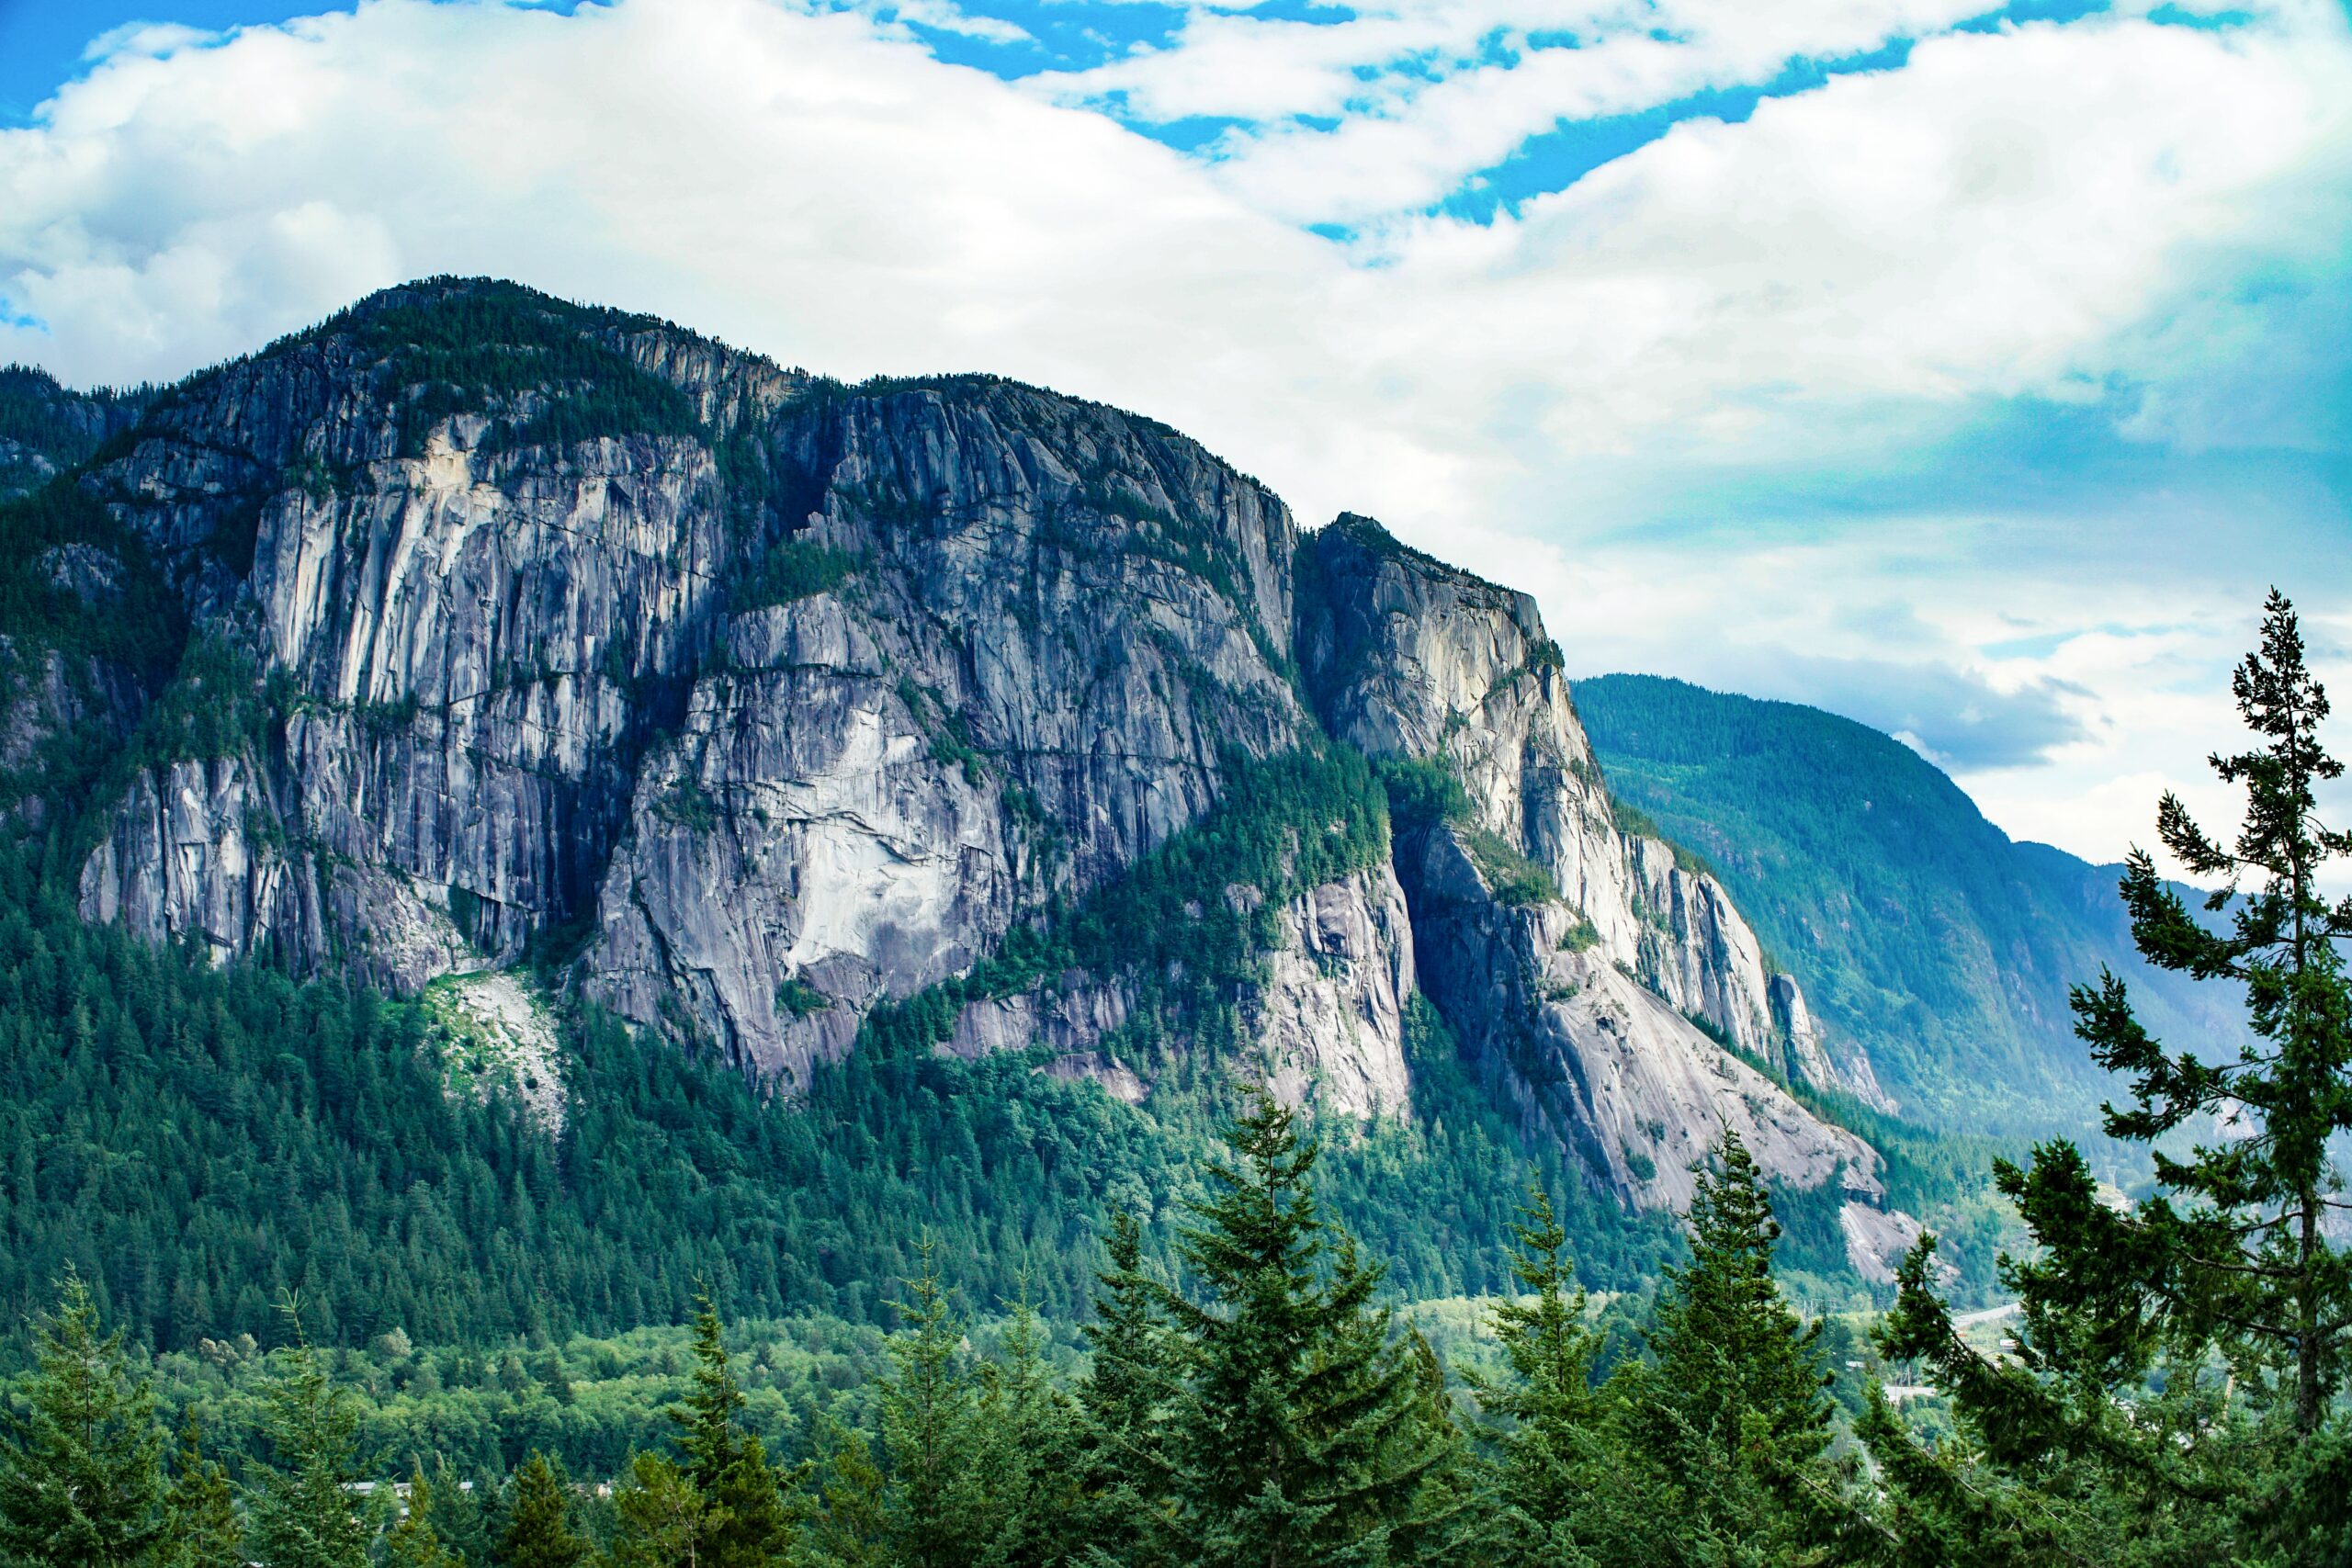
{"left": 1576, "top": 673, "right": 2246, "bottom": 1132}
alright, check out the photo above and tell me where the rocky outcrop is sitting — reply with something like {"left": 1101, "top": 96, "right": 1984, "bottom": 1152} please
{"left": 19, "top": 279, "right": 1904, "bottom": 1258}
{"left": 583, "top": 376, "right": 1307, "bottom": 1082}
{"left": 938, "top": 863, "right": 1416, "bottom": 1119}
{"left": 424, "top": 971, "right": 569, "bottom": 1134}
{"left": 1247, "top": 866, "right": 1417, "bottom": 1119}
{"left": 1771, "top": 974, "right": 1897, "bottom": 1113}
{"left": 1300, "top": 514, "right": 1889, "bottom": 1212}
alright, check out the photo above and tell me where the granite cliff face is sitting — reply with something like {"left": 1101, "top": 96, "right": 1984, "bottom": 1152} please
{"left": 1298, "top": 517, "right": 1886, "bottom": 1213}
{"left": 4, "top": 278, "right": 1901, "bottom": 1263}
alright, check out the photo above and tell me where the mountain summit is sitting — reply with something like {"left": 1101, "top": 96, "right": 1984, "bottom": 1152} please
{"left": 5, "top": 277, "right": 1906, "bottom": 1271}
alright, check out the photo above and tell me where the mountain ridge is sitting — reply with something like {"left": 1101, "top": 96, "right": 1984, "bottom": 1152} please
{"left": 1575, "top": 671, "right": 2245, "bottom": 1134}
{"left": 2, "top": 277, "right": 1952, "bottom": 1303}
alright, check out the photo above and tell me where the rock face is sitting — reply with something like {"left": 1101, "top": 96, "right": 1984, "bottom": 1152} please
{"left": 16, "top": 278, "right": 1899, "bottom": 1253}
{"left": 582, "top": 377, "right": 1304, "bottom": 1087}
{"left": 1771, "top": 973, "right": 1897, "bottom": 1113}
{"left": 1299, "top": 515, "right": 1883, "bottom": 1210}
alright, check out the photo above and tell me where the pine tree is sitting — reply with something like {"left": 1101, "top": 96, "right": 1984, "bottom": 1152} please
{"left": 497, "top": 1452, "right": 591, "bottom": 1568}
{"left": 2035, "top": 590, "right": 2352, "bottom": 1432}
{"left": 968, "top": 1293, "right": 1083, "bottom": 1567}
{"left": 425, "top": 1457, "right": 498, "bottom": 1568}
{"left": 385, "top": 1469, "right": 461, "bottom": 1568}
{"left": 1620, "top": 1127, "right": 1837, "bottom": 1564}
{"left": 1848, "top": 1240, "right": 2193, "bottom": 1568}
{"left": 1473, "top": 1188, "right": 1607, "bottom": 1562}
{"left": 662, "top": 1292, "right": 799, "bottom": 1568}
{"left": 703, "top": 1436, "right": 800, "bottom": 1568}
{"left": 610, "top": 1452, "right": 706, "bottom": 1568}
{"left": 879, "top": 1239, "right": 980, "bottom": 1568}
{"left": 673, "top": 1293, "right": 748, "bottom": 1490}
{"left": 1864, "top": 592, "right": 2352, "bottom": 1566}
{"left": 1158, "top": 1087, "right": 1436, "bottom": 1568}
{"left": 161, "top": 1413, "right": 243, "bottom": 1568}
{"left": 0, "top": 1272, "right": 165, "bottom": 1568}
{"left": 800, "top": 1419, "right": 888, "bottom": 1568}
{"left": 1075, "top": 1211, "right": 1172, "bottom": 1566}
{"left": 243, "top": 1303, "right": 373, "bottom": 1568}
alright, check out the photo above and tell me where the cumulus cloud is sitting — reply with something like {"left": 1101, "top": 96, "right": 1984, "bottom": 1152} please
{"left": 0, "top": 0, "right": 2346, "bottom": 866}
{"left": 1052, "top": 0, "right": 2003, "bottom": 222}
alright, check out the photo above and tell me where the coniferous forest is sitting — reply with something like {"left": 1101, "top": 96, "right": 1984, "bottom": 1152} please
{"left": 1, "top": 595, "right": 2350, "bottom": 1564}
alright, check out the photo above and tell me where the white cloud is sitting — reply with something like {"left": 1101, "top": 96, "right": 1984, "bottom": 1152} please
{"left": 0, "top": 0, "right": 2347, "bottom": 868}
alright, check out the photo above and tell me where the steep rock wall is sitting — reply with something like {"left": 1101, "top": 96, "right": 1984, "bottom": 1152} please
{"left": 1299, "top": 514, "right": 1890, "bottom": 1212}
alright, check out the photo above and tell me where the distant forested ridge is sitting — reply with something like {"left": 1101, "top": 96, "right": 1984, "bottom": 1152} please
{"left": 1577, "top": 673, "right": 2246, "bottom": 1133}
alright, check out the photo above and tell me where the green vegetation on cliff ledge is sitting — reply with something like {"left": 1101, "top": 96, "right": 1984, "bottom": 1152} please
{"left": 305, "top": 278, "right": 701, "bottom": 457}
{"left": 0, "top": 478, "right": 184, "bottom": 678}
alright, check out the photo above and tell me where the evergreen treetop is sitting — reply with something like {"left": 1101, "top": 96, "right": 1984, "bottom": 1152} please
{"left": 1868, "top": 592, "right": 2352, "bottom": 1566}
{"left": 243, "top": 1299, "right": 373, "bottom": 1568}
{"left": 2036, "top": 589, "right": 2352, "bottom": 1434}
{"left": 497, "top": 1452, "right": 592, "bottom": 1568}
{"left": 161, "top": 1413, "right": 243, "bottom": 1568}
{"left": 1158, "top": 1086, "right": 1439, "bottom": 1568}
{"left": 0, "top": 1270, "right": 165, "bottom": 1568}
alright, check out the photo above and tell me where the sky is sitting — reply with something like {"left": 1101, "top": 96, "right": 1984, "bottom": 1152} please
{"left": 1, "top": 0, "right": 2347, "bottom": 871}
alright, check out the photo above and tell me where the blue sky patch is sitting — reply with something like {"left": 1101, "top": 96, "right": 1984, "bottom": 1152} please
{"left": 1434, "top": 37, "right": 1916, "bottom": 224}
{"left": 905, "top": 0, "right": 1187, "bottom": 77}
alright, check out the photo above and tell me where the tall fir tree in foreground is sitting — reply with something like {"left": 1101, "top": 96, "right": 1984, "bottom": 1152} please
{"left": 1613, "top": 1128, "right": 1839, "bottom": 1567}
{"left": 609, "top": 1290, "right": 801, "bottom": 1568}
{"left": 877, "top": 1240, "right": 980, "bottom": 1568}
{"left": 382, "top": 1469, "right": 460, "bottom": 1568}
{"left": 498, "top": 1452, "right": 592, "bottom": 1568}
{"left": 1155, "top": 1086, "right": 1442, "bottom": 1568}
{"left": 162, "top": 1414, "right": 243, "bottom": 1568}
{"left": 1473, "top": 1188, "right": 1610, "bottom": 1566}
{"left": 965, "top": 1293, "right": 1085, "bottom": 1567}
{"left": 243, "top": 1301, "right": 374, "bottom": 1568}
{"left": 0, "top": 1272, "right": 164, "bottom": 1568}
{"left": 1076, "top": 1210, "right": 1174, "bottom": 1567}
{"left": 673, "top": 1293, "right": 801, "bottom": 1568}
{"left": 1871, "top": 591, "right": 2352, "bottom": 1566}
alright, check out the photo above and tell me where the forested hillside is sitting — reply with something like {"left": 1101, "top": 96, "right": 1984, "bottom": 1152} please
{"left": 1576, "top": 674, "right": 2246, "bottom": 1133}
{"left": 5, "top": 739, "right": 2009, "bottom": 1361}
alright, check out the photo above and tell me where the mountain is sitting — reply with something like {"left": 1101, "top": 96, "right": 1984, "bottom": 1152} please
{"left": 1575, "top": 674, "right": 2246, "bottom": 1134}
{"left": 0, "top": 365, "right": 142, "bottom": 501}
{"left": 0, "top": 280, "right": 1949, "bottom": 1343}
